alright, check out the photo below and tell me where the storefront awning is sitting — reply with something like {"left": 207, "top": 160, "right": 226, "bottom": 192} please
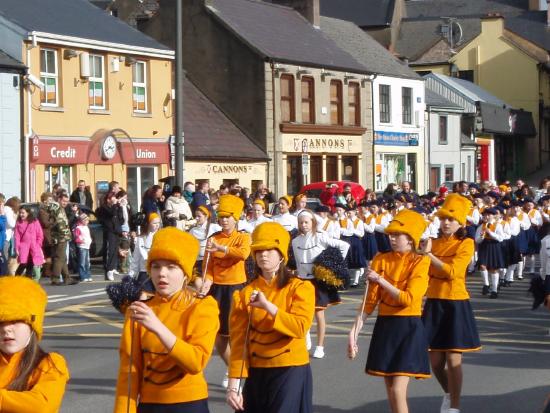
{"left": 478, "top": 102, "right": 536, "bottom": 137}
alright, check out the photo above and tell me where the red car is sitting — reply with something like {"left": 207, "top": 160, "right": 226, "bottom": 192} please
{"left": 300, "top": 181, "right": 366, "bottom": 208}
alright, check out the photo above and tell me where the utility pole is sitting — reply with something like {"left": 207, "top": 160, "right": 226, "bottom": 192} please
{"left": 175, "top": 0, "right": 185, "bottom": 186}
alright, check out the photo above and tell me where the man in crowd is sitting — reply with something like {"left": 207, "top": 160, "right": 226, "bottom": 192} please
{"left": 70, "top": 180, "right": 93, "bottom": 209}
{"left": 192, "top": 181, "right": 211, "bottom": 212}
{"left": 50, "top": 193, "right": 78, "bottom": 285}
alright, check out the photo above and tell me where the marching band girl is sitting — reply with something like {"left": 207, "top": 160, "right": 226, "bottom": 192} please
{"left": 475, "top": 208, "right": 505, "bottom": 298}
{"left": 113, "top": 227, "right": 220, "bottom": 413}
{"left": 339, "top": 206, "right": 366, "bottom": 288}
{"left": 292, "top": 209, "right": 349, "bottom": 359}
{"left": 504, "top": 204, "right": 522, "bottom": 286}
{"left": 227, "top": 222, "right": 315, "bottom": 413}
{"left": 314, "top": 205, "right": 340, "bottom": 239}
{"left": 248, "top": 200, "right": 272, "bottom": 230}
{"left": 272, "top": 196, "right": 298, "bottom": 233}
{"left": 420, "top": 194, "right": 481, "bottom": 413}
{"left": 524, "top": 198, "right": 543, "bottom": 275}
{"left": 348, "top": 209, "right": 430, "bottom": 413}
{"left": 373, "top": 199, "right": 392, "bottom": 253}
{"left": 361, "top": 202, "right": 378, "bottom": 268}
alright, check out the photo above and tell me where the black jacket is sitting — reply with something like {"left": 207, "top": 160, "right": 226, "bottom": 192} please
{"left": 70, "top": 189, "right": 94, "bottom": 209}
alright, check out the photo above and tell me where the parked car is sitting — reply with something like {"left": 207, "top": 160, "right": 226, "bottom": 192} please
{"left": 269, "top": 198, "right": 322, "bottom": 216}
{"left": 300, "top": 181, "right": 366, "bottom": 203}
{"left": 21, "top": 203, "right": 104, "bottom": 258}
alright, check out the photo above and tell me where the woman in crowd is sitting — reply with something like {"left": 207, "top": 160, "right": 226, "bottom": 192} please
{"left": 165, "top": 185, "right": 194, "bottom": 231}
{"left": 96, "top": 191, "right": 122, "bottom": 281}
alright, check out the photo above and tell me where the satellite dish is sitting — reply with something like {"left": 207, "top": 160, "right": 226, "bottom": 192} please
{"left": 441, "top": 18, "right": 463, "bottom": 54}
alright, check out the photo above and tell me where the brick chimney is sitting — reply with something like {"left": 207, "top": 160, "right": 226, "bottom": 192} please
{"left": 269, "top": 0, "right": 320, "bottom": 27}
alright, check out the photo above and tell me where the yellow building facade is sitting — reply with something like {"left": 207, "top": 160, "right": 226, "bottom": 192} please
{"left": 23, "top": 38, "right": 174, "bottom": 209}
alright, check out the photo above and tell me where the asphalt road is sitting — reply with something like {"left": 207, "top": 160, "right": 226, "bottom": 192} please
{"left": 40, "top": 268, "right": 550, "bottom": 413}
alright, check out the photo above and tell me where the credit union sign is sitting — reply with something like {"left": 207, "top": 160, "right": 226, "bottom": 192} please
{"left": 282, "top": 134, "right": 361, "bottom": 154}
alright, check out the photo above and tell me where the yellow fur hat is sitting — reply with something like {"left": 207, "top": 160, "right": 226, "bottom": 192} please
{"left": 385, "top": 209, "right": 428, "bottom": 248}
{"left": 196, "top": 205, "right": 211, "bottom": 218}
{"left": 147, "top": 227, "right": 199, "bottom": 281}
{"left": 0, "top": 276, "right": 47, "bottom": 339}
{"left": 253, "top": 199, "right": 266, "bottom": 209}
{"left": 217, "top": 194, "right": 244, "bottom": 221}
{"left": 148, "top": 212, "right": 161, "bottom": 223}
{"left": 436, "top": 193, "right": 472, "bottom": 225}
{"left": 251, "top": 222, "right": 290, "bottom": 263}
{"left": 279, "top": 195, "right": 293, "bottom": 206}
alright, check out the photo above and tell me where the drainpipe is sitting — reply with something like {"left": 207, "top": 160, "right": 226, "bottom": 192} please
{"left": 24, "top": 33, "right": 37, "bottom": 202}
{"left": 270, "top": 61, "right": 278, "bottom": 194}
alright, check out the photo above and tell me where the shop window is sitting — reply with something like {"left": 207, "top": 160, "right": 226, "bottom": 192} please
{"left": 348, "top": 82, "right": 361, "bottom": 126}
{"left": 45, "top": 165, "right": 72, "bottom": 194}
{"left": 330, "top": 80, "right": 343, "bottom": 125}
{"left": 40, "top": 48, "right": 58, "bottom": 106}
{"left": 280, "top": 74, "right": 295, "bottom": 123}
{"left": 89, "top": 54, "right": 105, "bottom": 109}
{"left": 251, "top": 180, "right": 262, "bottom": 193}
{"left": 301, "top": 77, "right": 315, "bottom": 124}
{"left": 407, "top": 153, "right": 417, "bottom": 188}
{"left": 402, "top": 87, "right": 412, "bottom": 125}
{"left": 133, "top": 61, "right": 148, "bottom": 112}
{"left": 342, "top": 156, "right": 358, "bottom": 182}
{"left": 445, "top": 166, "right": 454, "bottom": 182}
{"left": 310, "top": 156, "right": 323, "bottom": 183}
{"left": 127, "top": 166, "right": 157, "bottom": 212}
{"left": 287, "top": 156, "right": 303, "bottom": 195}
{"left": 439, "top": 115, "right": 448, "bottom": 144}
{"left": 379, "top": 84, "right": 391, "bottom": 123}
{"left": 326, "top": 156, "right": 338, "bottom": 181}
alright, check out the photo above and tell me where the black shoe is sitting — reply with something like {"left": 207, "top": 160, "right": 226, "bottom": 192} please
{"left": 482, "top": 285, "right": 490, "bottom": 295}
{"left": 51, "top": 280, "right": 62, "bottom": 286}
{"left": 490, "top": 291, "right": 498, "bottom": 299}
{"left": 65, "top": 278, "right": 79, "bottom": 285}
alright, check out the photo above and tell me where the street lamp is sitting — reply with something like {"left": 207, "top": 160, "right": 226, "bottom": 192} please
{"left": 175, "top": 0, "right": 185, "bottom": 186}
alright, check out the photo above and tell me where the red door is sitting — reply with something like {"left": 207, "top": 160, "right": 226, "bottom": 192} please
{"left": 479, "top": 145, "right": 489, "bottom": 181}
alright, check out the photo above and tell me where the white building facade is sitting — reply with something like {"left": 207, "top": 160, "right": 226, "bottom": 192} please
{"left": 373, "top": 75, "right": 426, "bottom": 193}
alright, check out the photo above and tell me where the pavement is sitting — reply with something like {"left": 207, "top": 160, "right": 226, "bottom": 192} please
{"left": 39, "top": 266, "right": 550, "bottom": 413}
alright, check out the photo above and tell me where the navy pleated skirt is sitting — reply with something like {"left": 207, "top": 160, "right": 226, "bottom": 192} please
{"left": 365, "top": 316, "right": 430, "bottom": 379}
{"left": 517, "top": 229, "right": 529, "bottom": 254}
{"left": 375, "top": 232, "right": 392, "bottom": 253}
{"left": 209, "top": 283, "right": 246, "bottom": 336}
{"left": 465, "top": 224, "right": 478, "bottom": 240}
{"left": 505, "top": 235, "right": 522, "bottom": 266}
{"left": 422, "top": 299, "right": 481, "bottom": 352}
{"left": 310, "top": 278, "right": 341, "bottom": 309}
{"left": 362, "top": 232, "right": 378, "bottom": 261}
{"left": 138, "top": 399, "right": 209, "bottom": 413}
{"left": 341, "top": 235, "right": 366, "bottom": 269}
{"left": 242, "top": 364, "right": 313, "bottom": 413}
{"left": 477, "top": 239, "right": 505, "bottom": 269}
{"left": 525, "top": 226, "right": 541, "bottom": 255}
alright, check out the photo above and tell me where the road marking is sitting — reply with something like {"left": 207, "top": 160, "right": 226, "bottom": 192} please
{"left": 77, "top": 309, "right": 123, "bottom": 329}
{"left": 48, "top": 294, "right": 67, "bottom": 299}
{"left": 83, "top": 288, "right": 106, "bottom": 293}
{"left": 44, "top": 332, "right": 120, "bottom": 338}
{"left": 44, "top": 321, "right": 100, "bottom": 329}
{"left": 48, "top": 291, "right": 105, "bottom": 303}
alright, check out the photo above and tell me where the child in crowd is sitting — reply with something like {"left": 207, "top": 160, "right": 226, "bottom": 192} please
{"left": 74, "top": 213, "right": 92, "bottom": 282}
{"left": 14, "top": 205, "right": 44, "bottom": 280}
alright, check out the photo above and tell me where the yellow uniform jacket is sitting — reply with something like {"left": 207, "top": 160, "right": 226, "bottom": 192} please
{"left": 114, "top": 291, "right": 219, "bottom": 412}
{"left": 204, "top": 230, "right": 251, "bottom": 285}
{"left": 364, "top": 251, "right": 430, "bottom": 317}
{"left": 0, "top": 351, "right": 69, "bottom": 413}
{"left": 229, "top": 276, "right": 315, "bottom": 378}
{"left": 426, "top": 235, "right": 475, "bottom": 300}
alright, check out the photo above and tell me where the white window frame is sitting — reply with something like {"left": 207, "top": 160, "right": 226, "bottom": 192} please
{"left": 45, "top": 165, "right": 73, "bottom": 193}
{"left": 379, "top": 84, "right": 391, "bottom": 124}
{"left": 133, "top": 60, "right": 148, "bottom": 113}
{"left": 89, "top": 54, "right": 105, "bottom": 109}
{"left": 127, "top": 166, "right": 158, "bottom": 211}
{"left": 40, "top": 48, "right": 58, "bottom": 107}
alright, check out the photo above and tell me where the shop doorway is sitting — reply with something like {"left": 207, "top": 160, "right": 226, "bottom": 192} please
{"left": 127, "top": 166, "right": 157, "bottom": 211}
{"left": 45, "top": 165, "right": 73, "bottom": 194}
{"left": 287, "top": 156, "right": 303, "bottom": 195}
{"left": 375, "top": 153, "right": 417, "bottom": 192}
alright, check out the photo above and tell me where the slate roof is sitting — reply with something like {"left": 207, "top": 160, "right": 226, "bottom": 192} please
{"left": 505, "top": 11, "right": 550, "bottom": 52}
{"left": 405, "top": 0, "right": 527, "bottom": 19}
{"left": 425, "top": 89, "right": 463, "bottom": 109}
{"left": 426, "top": 73, "right": 508, "bottom": 106}
{"left": 0, "top": 0, "right": 170, "bottom": 51}
{"left": 0, "top": 50, "right": 25, "bottom": 71}
{"left": 320, "top": 16, "right": 420, "bottom": 79}
{"left": 395, "top": 17, "right": 481, "bottom": 61}
{"left": 183, "top": 76, "right": 268, "bottom": 161}
{"left": 207, "top": 0, "right": 368, "bottom": 73}
{"left": 320, "top": 0, "right": 395, "bottom": 28}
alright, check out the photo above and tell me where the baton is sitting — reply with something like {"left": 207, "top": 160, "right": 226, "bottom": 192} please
{"left": 238, "top": 296, "right": 255, "bottom": 395}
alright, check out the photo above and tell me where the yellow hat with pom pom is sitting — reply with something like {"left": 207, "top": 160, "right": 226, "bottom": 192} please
{"left": 251, "top": 222, "right": 290, "bottom": 263}
{"left": 385, "top": 209, "right": 428, "bottom": 248}
{"left": 218, "top": 194, "right": 244, "bottom": 221}
{"left": 0, "top": 276, "right": 47, "bottom": 339}
{"left": 436, "top": 193, "right": 472, "bottom": 225}
{"left": 147, "top": 227, "right": 199, "bottom": 281}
